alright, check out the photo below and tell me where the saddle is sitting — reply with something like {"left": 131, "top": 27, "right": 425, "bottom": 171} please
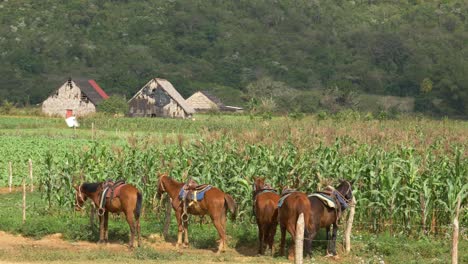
{"left": 98, "top": 179, "right": 126, "bottom": 215}
{"left": 308, "top": 193, "right": 336, "bottom": 208}
{"left": 309, "top": 186, "right": 347, "bottom": 224}
{"left": 179, "top": 178, "right": 212, "bottom": 203}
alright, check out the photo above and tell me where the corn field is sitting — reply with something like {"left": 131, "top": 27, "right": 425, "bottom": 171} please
{"left": 37, "top": 135, "right": 467, "bottom": 236}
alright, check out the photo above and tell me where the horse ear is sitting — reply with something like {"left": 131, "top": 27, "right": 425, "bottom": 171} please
{"left": 73, "top": 185, "right": 79, "bottom": 191}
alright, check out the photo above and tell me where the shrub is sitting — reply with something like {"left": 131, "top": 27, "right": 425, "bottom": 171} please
{"left": 97, "top": 95, "right": 128, "bottom": 115}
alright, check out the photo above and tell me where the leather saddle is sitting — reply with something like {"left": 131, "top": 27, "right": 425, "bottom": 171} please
{"left": 102, "top": 179, "right": 126, "bottom": 200}
{"left": 179, "top": 178, "right": 212, "bottom": 202}
{"left": 97, "top": 179, "right": 126, "bottom": 215}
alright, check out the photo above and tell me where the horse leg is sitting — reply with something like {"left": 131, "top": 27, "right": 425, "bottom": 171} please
{"left": 257, "top": 221, "right": 264, "bottom": 255}
{"left": 279, "top": 225, "right": 286, "bottom": 257}
{"left": 211, "top": 213, "right": 226, "bottom": 254}
{"left": 104, "top": 211, "right": 109, "bottom": 243}
{"left": 286, "top": 223, "right": 296, "bottom": 261}
{"left": 324, "top": 226, "right": 330, "bottom": 256}
{"left": 331, "top": 223, "right": 338, "bottom": 256}
{"left": 98, "top": 214, "right": 105, "bottom": 244}
{"left": 268, "top": 222, "right": 277, "bottom": 256}
{"left": 183, "top": 219, "right": 189, "bottom": 248}
{"left": 136, "top": 214, "right": 141, "bottom": 247}
{"left": 304, "top": 224, "right": 318, "bottom": 258}
{"left": 175, "top": 210, "right": 184, "bottom": 249}
{"left": 125, "top": 211, "right": 136, "bottom": 249}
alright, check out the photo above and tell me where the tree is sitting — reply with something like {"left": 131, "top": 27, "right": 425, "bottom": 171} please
{"left": 97, "top": 95, "right": 129, "bottom": 115}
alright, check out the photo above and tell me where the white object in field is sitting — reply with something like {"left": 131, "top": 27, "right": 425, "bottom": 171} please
{"left": 65, "top": 116, "right": 80, "bottom": 128}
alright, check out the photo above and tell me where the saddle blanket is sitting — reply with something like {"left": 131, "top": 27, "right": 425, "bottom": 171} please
{"left": 277, "top": 193, "right": 293, "bottom": 208}
{"left": 259, "top": 189, "right": 277, "bottom": 195}
{"left": 308, "top": 193, "right": 336, "bottom": 208}
{"left": 179, "top": 185, "right": 212, "bottom": 202}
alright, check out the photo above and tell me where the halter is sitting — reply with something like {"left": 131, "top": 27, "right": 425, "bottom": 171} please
{"left": 75, "top": 184, "right": 85, "bottom": 210}
{"left": 159, "top": 175, "right": 166, "bottom": 193}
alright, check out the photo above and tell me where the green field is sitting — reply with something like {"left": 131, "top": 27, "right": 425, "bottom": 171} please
{"left": 0, "top": 114, "right": 466, "bottom": 263}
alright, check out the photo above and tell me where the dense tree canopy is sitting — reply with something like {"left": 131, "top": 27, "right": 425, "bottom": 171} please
{"left": 0, "top": 0, "right": 466, "bottom": 116}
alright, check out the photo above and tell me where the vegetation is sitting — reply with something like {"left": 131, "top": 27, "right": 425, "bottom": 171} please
{"left": 0, "top": 115, "right": 466, "bottom": 236}
{"left": 97, "top": 95, "right": 129, "bottom": 115}
{"left": 0, "top": 191, "right": 466, "bottom": 263}
{"left": 0, "top": 1, "right": 467, "bottom": 117}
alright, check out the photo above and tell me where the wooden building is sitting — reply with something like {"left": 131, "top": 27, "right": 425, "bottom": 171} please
{"left": 186, "top": 91, "right": 243, "bottom": 113}
{"left": 42, "top": 78, "right": 109, "bottom": 117}
{"left": 128, "top": 78, "right": 194, "bottom": 118}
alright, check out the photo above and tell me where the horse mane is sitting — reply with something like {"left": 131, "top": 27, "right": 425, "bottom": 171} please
{"left": 81, "top": 182, "right": 100, "bottom": 193}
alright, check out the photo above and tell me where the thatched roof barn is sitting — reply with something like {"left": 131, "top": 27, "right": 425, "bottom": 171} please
{"left": 128, "top": 78, "right": 194, "bottom": 118}
{"left": 42, "top": 78, "right": 109, "bottom": 117}
{"left": 186, "top": 91, "right": 243, "bottom": 112}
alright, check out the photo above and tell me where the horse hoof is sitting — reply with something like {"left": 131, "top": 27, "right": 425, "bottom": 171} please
{"left": 183, "top": 243, "right": 190, "bottom": 248}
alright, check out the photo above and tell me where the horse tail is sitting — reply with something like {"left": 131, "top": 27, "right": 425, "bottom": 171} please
{"left": 224, "top": 194, "right": 237, "bottom": 221}
{"left": 135, "top": 191, "right": 143, "bottom": 219}
{"left": 297, "top": 200, "right": 312, "bottom": 233}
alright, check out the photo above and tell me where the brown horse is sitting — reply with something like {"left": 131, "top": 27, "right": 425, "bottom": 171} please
{"left": 304, "top": 180, "right": 354, "bottom": 257}
{"left": 278, "top": 190, "right": 313, "bottom": 260}
{"left": 156, "top": 174, "right": 237, "bottom": 253}
{"left": 253, "top": 177, "right": 280, "bottom": 256}
{"left": 74, "top": 182, "right": 142, "bottom": 248}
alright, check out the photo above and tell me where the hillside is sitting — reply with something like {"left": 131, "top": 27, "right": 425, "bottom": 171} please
{"left": 0, "top": 0, "right": 467, "bottom": 116}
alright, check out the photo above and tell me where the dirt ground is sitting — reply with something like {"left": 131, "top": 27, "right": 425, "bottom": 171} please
{"left": 0, "top": 231, "right": 295, "bottom": 264}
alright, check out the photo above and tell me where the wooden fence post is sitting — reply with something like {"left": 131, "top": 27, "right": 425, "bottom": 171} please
{"left": 345, "top": 196, "right": 356, "bottom": 253}
{"left": 22, "top": 178, "right": 26, "bottom": 224}
{"left": 29, "top": 159, "right": 33, "bottom": 192}
{"left": 452, "top": 196, "right": 461, "bottom": 264}
{"left": 8, "top": 161, "right": 12, "bottom": 192}
{"left": 295, "top": 213, "right": 304, "bottom": 264}
{"left": 90, "top": 204, "right": 96, "bottom": 231}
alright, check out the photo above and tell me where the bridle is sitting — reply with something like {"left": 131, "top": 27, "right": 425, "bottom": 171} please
{"left": 158, "top": 175, "right": 166, "bottom": 193}
{"left": 75, "top": 184, "right": 85, "bottom": 210}
{"left": 334, "top": 180, "right": 353, "bottom": 206}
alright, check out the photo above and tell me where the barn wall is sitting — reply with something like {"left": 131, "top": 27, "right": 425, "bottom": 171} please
{"left": 128, "top": 97, "right": 187, "bottom": 118}
{"left": 42, "top": 82, "right": 96, "bottom": 117}
{"left": 128, "top": 85, "right": 188, "bottom": 118}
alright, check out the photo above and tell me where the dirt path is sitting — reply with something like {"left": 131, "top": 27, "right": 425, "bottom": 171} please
{"left": 0, "top": 231, "right": 291, "bottom": 264}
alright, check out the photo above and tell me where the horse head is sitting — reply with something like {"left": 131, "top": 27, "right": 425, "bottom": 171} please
{"left": 253, "top": 177, "right": 266, "bottom": 192}
{"left": 337, "top": 179, "right": 354, "bottom": 202}
{"left": 74, "top": 184, "right": 87, "bottom": 211}
{"left": 156, "top": 173, "right": 167, "bottom": 199}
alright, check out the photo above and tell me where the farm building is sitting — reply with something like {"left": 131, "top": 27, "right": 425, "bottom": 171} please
{"left": 42, "top": 78, "right": 109, "bottom": 117}
{"left": 186, "top": 91, "right": 243, "bottom": 113}
{"left": 128, "top": 78, "right": 194, "bottom": 118}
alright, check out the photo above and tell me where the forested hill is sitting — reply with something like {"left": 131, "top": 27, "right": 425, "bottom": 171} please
{"left": 0, "top": 1, "right": 467, "bottom": 116}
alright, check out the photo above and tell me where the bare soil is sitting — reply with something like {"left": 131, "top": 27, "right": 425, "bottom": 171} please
{"left": 0, "top": 231, "right": 292, "bottom": 264}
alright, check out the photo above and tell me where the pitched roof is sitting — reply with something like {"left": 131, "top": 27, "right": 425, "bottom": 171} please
{"left": 156, "top": 78, "right": 194, "bottom": 114}
{"left": 130, "top": 78, "right": 195, "bottom": 114}
{"left": 199, "top": 91, "right": 224, "bottom": 107}
{"left": 73, "top": 79, "right": 109, "bottom": 105}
